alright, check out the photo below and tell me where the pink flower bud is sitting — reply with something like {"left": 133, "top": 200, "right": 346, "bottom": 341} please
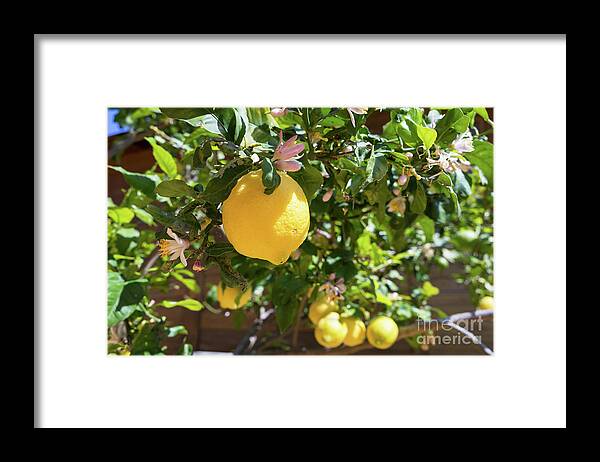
{"left": 322, "top": 189, "right": 334, "bottom": 202}
{"left": 398, "top": 174, "right": 408, "bottom": 186}
{"left": 270, "top": 107, "right": 288, "bottom": 117}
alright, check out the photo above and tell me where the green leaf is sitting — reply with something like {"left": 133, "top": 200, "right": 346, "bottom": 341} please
{"left": 464, "top": 140, "right": 493, "bottom": 184}
{"left": 115, "top": 227, "right": 140, "bottom": 253}
{"left": 107, "top": 275, "right": 146, "bottom": 327}
{"left": 289, "top": 163, "right": 323, "bottom": 201}
{"left": 271, "top": 275, "right": 310, "bottom": 333}
{"left": 434, "top": 108, "right": 464, "bottom": 141}
{"left": 320, "top": 116, "right": 346, "bottom": 128}
{"left": 171, "top": 271, "right": 200, "bottom": 293}
{"left": 145, "top": 204, "right": 176, "bottom": 226}
{"left": 410, "top": 182, "right": 427, "bottom": 213}
{"left": 214, "top": 108, "right": 246, "bottom": 145}
{"left": 451, "top": 169, "right": 472, "bottom": 197}
{"left": 200, "top": 163, "right": 253, "bottom": 204}
{"left": 416, "top": 126, "right": 437, "bottom": 150}
{"left": 474, "top": 107, "right": 490, "bottom": 122}
{"left": 109, "top": 166, "right": 159, "bottom": 197}
{"left": 422, "top": 281, "right": 440, "bottom": 297}
{"left": 160, "top": 108, "right": 211, "bottom": 120}
{"left": 365, "top": 151, "right": 388, "bottom": 184}
{"left": 108, "top": 304, "right": 140, "bottom": 327}
{"left": 415, "top": 214, "right": 435, "bottom": 242}
{"left": 436, "top": 172, "right": 452, "bottom": 187}
{"left": 167, "top": 325, "right": 189, "bottom": 337}
{"left": 261, "top": 158, "right": 281, "bottom": 195}
{"left": 107, "top": 271, "right": 125, "bottom": 315}
{"left": 156, "top": 179, "right": 195, "bottom": 197}
{"left": 453, "top": 115, "right": 470, "bottom": 133}
{"left": 336, "top": 157, "right": 362, "bottom": 174}
{"left": 118, "top": 280, "right": 146, "bottom": 306}
{"left": 146, "top": 137, "right": 178, "bottom": 178}
{"left": 108, "top": 207, "right": 134, "bottom": 224}
{"left": 158, "top": 299, "right": 204, "bottom": 311}
{"left": 131, "top": 205, "right": 154, "bottom": 225}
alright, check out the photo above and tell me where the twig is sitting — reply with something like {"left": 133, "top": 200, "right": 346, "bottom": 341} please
{"left": 233, "top": 308, "right": 275, "bottom": 355}
{"left": 141, "top": 250, "right": 161, "bottom": 276}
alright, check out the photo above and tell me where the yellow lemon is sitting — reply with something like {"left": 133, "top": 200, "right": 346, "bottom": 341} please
{"left": 314, "top": 312, "right": 348, "bottom": 348}
{"left": 478, "top": 296, "right": 495, "bottom": 310}
{"left": 217, "top": 284, "right": 253, "bottom": 310}
{"left": 342, "top": 317, "right": 366, "bottom": 347}
{"left": 308, "top": 294, "right": 339, "bottom": 325}
{"left": 222, "top": 170, "right": 310, "bottom": 265}
{"left": 367, "top": 316, "right": 399, "bottom": 350}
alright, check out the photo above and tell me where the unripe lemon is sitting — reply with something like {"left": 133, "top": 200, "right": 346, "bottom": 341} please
{"left": 315, "top": 312, "right": 348, "bottom": 348}
{"left": 217, "top": 284, "right": 253, "bottom": 310}
{"left": 367, "top": 316, "right": 399, "bottom": 350}
{"left": 308, "top": 294, "right": 339, "bottom": 325}
{"left": 342, "top": 317, "right": 366, "bottom": 347}
{"left": 478, "top": 296, "right": 495, "bottom": 310}
{"left": 222, "top": 170, "right": 310, "bottom": 265}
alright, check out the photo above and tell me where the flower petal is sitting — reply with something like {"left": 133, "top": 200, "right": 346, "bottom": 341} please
{"left": 166, "top": 227, "right": 182, "bottom": 244}
{"left": 279, "top": 143, "right": 305, "bottom": 160}
{"left": 179, "top": 250, "right": 187, "bottom": 267}
{"left": 274, "top": 159, "right": 302, "bottom": 172}
{"left": 283, "top": 135, "right": 298, "bottom": 145}
{"left": 347, "top": 109, "right": 356, "bottom": 127}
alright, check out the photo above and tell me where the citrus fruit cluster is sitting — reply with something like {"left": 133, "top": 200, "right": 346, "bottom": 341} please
{"left": 309, "top": 293, "right": 399, "bottom": 350}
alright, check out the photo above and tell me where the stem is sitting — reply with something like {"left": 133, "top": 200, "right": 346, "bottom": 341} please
{"left": 302, "top": 109, "right": 316, "bottom": 160}
{"left": 291, "top": 293, "right": 309, "bottom": 351}
{"left": 141, "top": 250, "right": 161, "bottom": 276}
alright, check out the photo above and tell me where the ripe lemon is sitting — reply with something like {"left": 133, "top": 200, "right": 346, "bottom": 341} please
{"left": 367, "top": 316, "right": 399, "bottom": 350}
{"left": 217, "top": 284, "right": 253, "bottom": 310}
{"left": 222, "top": 170, "right": 310, "bottom": 265}
{"left": 314, "top": 312, "right": 348, "bottom": 348}
{"left": 478, "top": 296, "right": 495, "bottom": 310}
{"left": 342, "top": 317, "right": 366, "bottom": 347}
{"left": 308, "top": 294, "right": 339, "bottom": 325}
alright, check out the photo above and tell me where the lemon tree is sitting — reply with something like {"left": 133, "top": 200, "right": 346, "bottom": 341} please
{"left": 107, "top": 107, "right": 494, "bottom": 355}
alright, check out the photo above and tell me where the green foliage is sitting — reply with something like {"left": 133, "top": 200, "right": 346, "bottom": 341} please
{"left": 107, "top": 107, "right": 494, "bottom": 354}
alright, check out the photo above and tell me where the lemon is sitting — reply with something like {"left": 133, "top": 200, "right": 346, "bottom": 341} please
{"left": 342, "top": 317, "right": 366, "bottom": 347}
{"left": 478, "top": 296, "right": 495, "bottom": 310}
{"left": 367, "top": 316, "right": 399, "bottom": 350}
{"left": 217, "top": 284, "right": 253, "bottom": 310}
{"left": 308, "top": 294, "right": 339, "bottom": 325}
{"left": 222, "top": 170, "right": 310, "bottom": 265}
{"left": 314, "top": 312, "right": 348, "bottom": 348}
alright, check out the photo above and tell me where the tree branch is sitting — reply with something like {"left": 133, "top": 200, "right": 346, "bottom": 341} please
{"left": 233, "top": 308, "right": 275, "bottom": 355}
